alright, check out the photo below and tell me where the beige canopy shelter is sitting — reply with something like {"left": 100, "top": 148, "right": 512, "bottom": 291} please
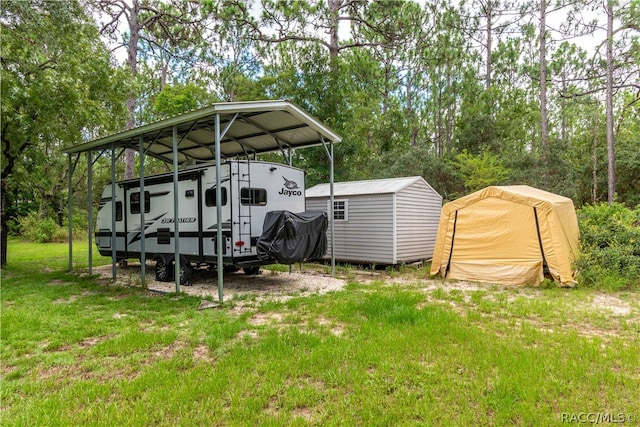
{"left": 429, "top": 185, "right": 579, "bottom": 286}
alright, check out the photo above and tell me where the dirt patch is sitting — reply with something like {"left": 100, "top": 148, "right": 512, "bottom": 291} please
{"left": 93, "top": 263, "right": 347, "bottom": 304}
{"left": 591, "top": 294, "right": 632, "bottom": 316}
{"left": 192, "top": 343, "right": 215, "bottom": 364}
{"left": 248, "top": 311, "right": 285, "bottom": 326}
{"left": 79, "top": 336, "right": 109, "bottom": 348}
{"left": 53, "top": 295, "right": 79, "bottom": 304}
{"left": 89, "top": 263, "right": 639, "bottom": 342}
{"left": 314, "top": 316, "right": 345, "bottom": 337}
{"left": 291, "top": 406, "right": 314, "bottom": 422}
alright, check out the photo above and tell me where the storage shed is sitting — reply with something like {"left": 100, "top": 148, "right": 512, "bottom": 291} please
{"left": 306, "top": 176, "right": 442, "bottom": 265}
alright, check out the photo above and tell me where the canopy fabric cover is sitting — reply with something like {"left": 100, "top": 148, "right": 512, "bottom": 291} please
{"left": 256, "top": 210, "right": 328, "bottom": 264}
{"left": 429, "top": 185, "right": 579, "bottom": 286}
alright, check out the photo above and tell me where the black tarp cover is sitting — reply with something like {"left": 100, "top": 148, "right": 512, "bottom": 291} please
{"left": 256, "top": 210, "right": 328, "bottom": 264}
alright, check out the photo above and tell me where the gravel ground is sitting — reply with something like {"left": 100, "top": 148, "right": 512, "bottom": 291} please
{"left": 93, "top": 263, "right": 347, "bottom": 303}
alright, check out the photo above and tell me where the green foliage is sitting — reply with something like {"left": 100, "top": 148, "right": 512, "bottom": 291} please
{"left": 65, "top": 209, "right": 90, "bottom": 241}
{"left": 452, "top": 150, "right": 511, "bottom": 192}
{"left": 1, "top": 0, "right": 128, "bottom": 264}
{"left": 575, "top": 203, "right": 640, "bottom": 290}
{"left": 0, "top": 1, "right": 129, "bottom": 148}
{"left": 2, "top": 0, "right": 640, "bottom": 271}
{"left": 17, "top": 212, "right": 67, "bottom": 243}
{"left": 153, "top": 83, "right": 204, "bottom": 117}
{"left": 614, "top": 92, "right": 640, "bottom": 206}
{"left": 377, "top": 147, "right": 463, "bottom": 200}
{"left": 505, "top": 138, "right": 576, "bottom": 200}
{"left": 15, "top": 208, "right": 89, "bottom": 243}
{"left": 455, "top": 84, "right": 538, "bottom": 156}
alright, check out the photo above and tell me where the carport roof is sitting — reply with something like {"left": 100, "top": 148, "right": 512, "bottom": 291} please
{"left": 62, "top": 100, "right": 341, "bottom": 164}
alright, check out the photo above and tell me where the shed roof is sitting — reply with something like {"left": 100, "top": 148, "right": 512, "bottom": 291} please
{"left": 62, "top": 100, "right": 341, "bottom": 164}
{"left": 306, "top": 176, "right": 437, "bottom": 197}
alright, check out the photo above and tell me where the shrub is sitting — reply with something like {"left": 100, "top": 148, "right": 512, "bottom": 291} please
{"left": 17, "top": 208, "right": 91, "bottom": 243}
{"left": 452, "top": 150, "right": 511, "bottom": 192}
{"left": 575, "top": 202, "right": 640, "bottom": 290}
{"left": 18, "top": 212, "right": 66, "bottom": 243}
{"left": 63, "top": 209, "right": 90, "bottom": 241}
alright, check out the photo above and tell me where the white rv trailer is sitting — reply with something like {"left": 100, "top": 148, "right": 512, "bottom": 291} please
{"left": 95, "top": 160, "right": 306, "bottom": 282}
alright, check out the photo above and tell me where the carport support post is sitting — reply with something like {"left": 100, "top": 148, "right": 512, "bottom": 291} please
{"left": 329, "top": 140, "right": 335, "bottom": 277}
{"left": 139, "top": 136, "right": 146, "bottom": 285}
{"left": 173, "top": 125, "right": 180, "bottom": 293}
{"left": 87, "top": 151, "right": 93, "bottom": 275}
{"left": 67, "top": 155, "right": 73, "bottom": 272}
{"left": 320, "top": 136, "right": 335, "bottom": 277}
{"left": 215, "top": 114, "right": 224, "bottom": 303}
{"left": 111, "top": 147, "right": 117, "bottom": 280}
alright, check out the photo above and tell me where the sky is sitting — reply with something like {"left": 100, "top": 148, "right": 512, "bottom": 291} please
{"left": 100, "top": 0, "right": 609, "bottom": 70}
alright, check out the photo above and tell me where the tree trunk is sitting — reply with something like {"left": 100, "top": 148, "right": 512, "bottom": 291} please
{"left": 124, "top": 0, "right": 141, "bottom": 180}
{"left": 405, "top": 72, "right": 418, "bottom": 147}
{"left": 592, "top": 111, "right": 598, "bottom": 203}
{"left": 327, "top": 0, "right": 342, "bottom": 76}
{"left": 1, "top": 135, "right": 29, "bottom": 267}
{"left": 437, "top": 88, "right": 444, "bottom": 153}
{"left": 560, "top": 75, "right": 567, "bottom": 144}
{"left": 539, "top": 0, "right": 548, "bottom": 164}
{"left": 605, "top": 0, "right": 615, "bottom": 204}
{"left": 485, "top": 2, "right": 492, "bottom": 89}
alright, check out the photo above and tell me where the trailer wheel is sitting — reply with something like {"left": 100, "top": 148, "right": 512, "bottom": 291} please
{"left": 243, "top": 266, "right": 261, "bottom": 275}
{"left": 155, "top": 258, "right": 173, "bottom": 282}
{"left": 179, "top": 256, "right": 193, "bottom": 286}
{"left": 223, "top": 265, "right": 239, "bottom": 274}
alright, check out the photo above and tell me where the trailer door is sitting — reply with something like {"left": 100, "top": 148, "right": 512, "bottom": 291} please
{"left": 202, "top": 166, "right": 232, "bottom": 258}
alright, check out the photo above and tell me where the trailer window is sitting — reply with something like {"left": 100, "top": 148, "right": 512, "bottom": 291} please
{"left": 116, "top": 202, "right": 123, "bottom": 222}
{"left": 331, "top": 200, "right": 348, "bottom": 221}
{"left": 205, "top": 187, "right": 228, "bottom": 207}
{"left": 241, "top": 188, "right": 267, "bottom": 206}
{"left": 130, "top": 191, "right": 150, "bottom": 214}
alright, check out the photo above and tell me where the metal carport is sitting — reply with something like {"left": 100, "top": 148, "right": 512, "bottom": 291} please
{"left": 62, "top": 100, "right": 341, "bottom": 302}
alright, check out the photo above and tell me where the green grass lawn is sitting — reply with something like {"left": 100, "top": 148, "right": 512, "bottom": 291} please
{"left": 1, "top": 240, "right": 639, "bottom": 426}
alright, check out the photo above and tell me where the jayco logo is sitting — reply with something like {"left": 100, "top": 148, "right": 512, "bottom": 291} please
{"left": 279, "top": 176, "right": 302, "bottom": 197}
{"left": 282, "top": 176, "right": 299, "bottom": 190}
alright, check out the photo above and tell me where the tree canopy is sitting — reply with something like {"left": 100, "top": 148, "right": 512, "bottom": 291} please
{"left": 1, "top": 0, "right": 129, "bottom": 265}
{"left": 1, "top": 0, "right": 639, "bottom": 265}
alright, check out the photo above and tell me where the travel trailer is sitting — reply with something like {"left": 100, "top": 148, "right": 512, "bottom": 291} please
{"left": 95, "top": 160, "right": 311, "bottom": 283}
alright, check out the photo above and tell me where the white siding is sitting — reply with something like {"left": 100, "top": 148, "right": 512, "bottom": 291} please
{"left": 306, "top": 176, "right": 442, "bottom": 265}
{"left": 307, "top": 195, "right": 395, "bottom": 264}
{"left": 395, "top": 180, "right": 442, "bottom": 262}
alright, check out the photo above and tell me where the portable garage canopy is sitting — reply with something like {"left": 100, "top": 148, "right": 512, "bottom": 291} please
{"left": 429, "top": 185, "right": 579, "bottom": 286}
{"left": 62, "top": 100, "right": 341, "bottom": 302}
